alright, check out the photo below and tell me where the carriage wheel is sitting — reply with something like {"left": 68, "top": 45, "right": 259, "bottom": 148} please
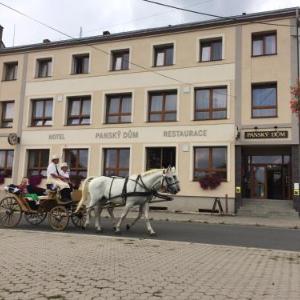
{"left": 0, "top": 196, "right": 22, "bottom": 227}
{"left": 71, "top": 207, "right": 87, "bottom": 228}
{"left": 48, "top": 205, "right": 69, "bottom": 231}
{"left": 24, "top": 211, "right": 47, "bottom": 225}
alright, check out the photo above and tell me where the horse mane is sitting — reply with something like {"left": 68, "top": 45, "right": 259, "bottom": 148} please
{"left": 141, "top": 169, "right": 163, "bottom": 177}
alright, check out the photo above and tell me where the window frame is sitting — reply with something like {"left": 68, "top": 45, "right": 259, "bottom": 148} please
{"left": 1, "top": 101, "right": 14, "bottom": 128}
{"left": 194, "top": 86, "right": 227, "bottom": 121}
{"left": 31, "top": 98, "right": 53, "bottom": 127}
{"left": 252, "top": 31, "right": 277, "bottom": 57}
{"left": 3, "top": 62, "right": 18, "bottom": 81}
{"left": 103, "top": 148, "right": 130, "bottom": 177}
{"left": 148, "top": 90, "right": 177, "bottom": 122}
{"left": 199, "top": 38, "right": 223, "bottom": 62}
{"left": 105, "top": 93, "right": 132, "bottom": 124}
{"left": 67, "top": 96, "right": 91, "bottom": 126}
{"left": 146, "top": 147, "right": 176, "bottom": 170}
{"left": 36, "top": 58, "right": 52, "bottom": 78}
{"left": 193, "top": 146, "right": 227, "bottom": 181}
{"left": 71, "top": 53, "right": 89, "bottom": 75}
{"left": 0, "top": 149, "right": 14, "bottom": 178}
{"left": 64, "top": 148, "right": 88, "bottom": 179}
{"left": 27, "top": 149, "right": 49, "bottom": 178}
{"left": 153, "top": 44, "right": 174, "bottom": 67}
{"left": 251, "top": 82, "right": 277, "bottom": 119}
{"left": 111, "top": 49, "right": 130, "bottom": 71}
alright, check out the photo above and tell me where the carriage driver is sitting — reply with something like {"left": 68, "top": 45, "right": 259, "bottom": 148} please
{"left": 47, "top": 155, "right": 72, "bottom": 203}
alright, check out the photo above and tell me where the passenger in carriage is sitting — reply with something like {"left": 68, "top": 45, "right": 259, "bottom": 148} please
{"left": 47, "top": 155, "right": 72, "bottom": 204}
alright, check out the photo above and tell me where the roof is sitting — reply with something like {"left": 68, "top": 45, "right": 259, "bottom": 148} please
{"left": 0, "top": 6, "right": 298, "bottom": 54}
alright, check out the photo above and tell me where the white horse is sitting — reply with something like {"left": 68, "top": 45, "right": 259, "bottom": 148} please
{"left": 76, "top": 168, "right": 180, "bottom": 235}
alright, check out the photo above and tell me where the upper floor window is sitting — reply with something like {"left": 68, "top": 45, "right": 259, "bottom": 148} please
{"left": 106, "top": 93, "right": 131, "bottom": 124}
{"left": 31, "top": 99, "right": 53, "bottom": 127}
{"left": 1, "top": 101, "right": 14, "bottom": 128}
{"left": 194, "top": 87, "right": 227, "bottom": 120}
{"left": 148, "top": 90, "right": 177, "bottom": 122}
{"left": 72, "top": 54, "right": 89, "bottom": 74}
{"left": 64, "top": 148, "right": 88, "bottom": 179}
{"left": 3, "top": 62, "right": 18, "bottom": 81}
{"left": 103, "top": 148, "right": 130, "bottom": 177}
{"left": 200, "top": 38, "right": 222, "bottom": 62}
{"left": 194, "top": 146, "right": 227, "bottom": 180}
{"left": 27, "top": 149, "right": 49, "bottom": 178}
{"left": 252, "top": 83, "right": 277, "bottom": 118}
{"left": 0, "top": 150, "right": 14, "bottom": 178}
{"left": 36, "top": 58, "right": 52, "bottom": 78}
{"left": 146, "top": 147, "right": 176, "bottom": 170}
{"left": 252, "top": 31, "right": 276, "bottom": 56}
{"left": 67, "top": 96, "right": 91, "bottom": 125}
{"left": 154, "top": 44, "right": 174, "bottom": 67}
{"left": 111, "top": 49, "right": 129, "bottom": 71}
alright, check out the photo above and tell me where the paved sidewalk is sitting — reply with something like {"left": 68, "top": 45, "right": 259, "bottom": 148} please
{"left": 0, "top": 229, "right": 300, "bottom": 300}
{"left": 111, "top": 209, "right": 300, "bottom": 230}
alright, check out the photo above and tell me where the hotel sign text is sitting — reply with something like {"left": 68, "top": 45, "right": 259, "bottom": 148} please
{"left": 244, "top": 130, "right": 288, "bottom": 139}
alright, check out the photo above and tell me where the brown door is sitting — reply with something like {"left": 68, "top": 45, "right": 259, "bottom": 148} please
{"left": 251, "top": 165, "right": 267, "bottom": 198}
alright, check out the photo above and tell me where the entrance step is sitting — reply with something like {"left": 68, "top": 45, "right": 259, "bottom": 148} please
{"left": 238, "top": 199, "right": 299, "bottom": 218}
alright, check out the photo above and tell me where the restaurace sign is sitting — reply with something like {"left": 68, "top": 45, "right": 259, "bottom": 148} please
{"left": 244, "top": 130, "right": 288, "bottom": 139}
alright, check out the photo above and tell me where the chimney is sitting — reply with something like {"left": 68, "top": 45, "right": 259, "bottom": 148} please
{"left": 0, "top": 25, "right": 4, "bottom": 48}
{"left": 43, "top": 38, "right": 51, "bottom": 43}
{"left": 103, "top": 31, "right": 110, "bottom": 36}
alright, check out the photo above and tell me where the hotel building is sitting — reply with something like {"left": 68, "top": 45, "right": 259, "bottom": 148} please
{"left": 0, "top": 7, "right": 299, "bottom": 214}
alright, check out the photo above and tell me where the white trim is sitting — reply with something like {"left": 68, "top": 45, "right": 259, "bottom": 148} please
{"left": 196, "top": 34, "right": 225, "bottom": 62}
{"left": 189, "top": 142, "right": 231, "bottom": 182}
{"left": 143, "top": 86, "right": 180, "bottom": 122}
{"left": 150, "top": 41, "right": 176, "bottom": 67}
{"left": 141, "top": 143, "right": 178, "bottom": 173}
{"left": 190, "top": 82, "right": 231, "bottom": 121}
{"left": 69, "top": 50, "right": 91, "bottom": 75}
{"left": 99, "top": 144, "right": 132, "bottom": 176}
{"left": 106, "top": 46, "right": 132, "bottom": 71}
{"left": 101, "top": 89, "right": 135, "bottom": 124}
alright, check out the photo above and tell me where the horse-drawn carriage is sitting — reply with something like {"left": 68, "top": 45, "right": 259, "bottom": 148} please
{"left": 0, "top": 187, "right": 86, "bottom": 231}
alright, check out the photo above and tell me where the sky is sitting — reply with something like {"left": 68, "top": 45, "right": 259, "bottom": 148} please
{"left": 0, "top": 0, "right": 299, "bottom": 47}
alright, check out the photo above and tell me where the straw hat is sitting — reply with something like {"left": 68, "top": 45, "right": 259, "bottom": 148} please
{"left": 61, "top": 162, "right": 68, "bottom": 168}
{"left": 51, "top": 154, "right": 59, "bottom": 160}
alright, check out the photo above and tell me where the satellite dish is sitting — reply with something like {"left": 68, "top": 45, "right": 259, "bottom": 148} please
{"left": 7, "top": 133, "right": 20, "bottom": 145}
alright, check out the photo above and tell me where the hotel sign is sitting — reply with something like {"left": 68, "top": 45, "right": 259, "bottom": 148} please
{"left": 244, "top": 130, "right": 288, "bottom": 139}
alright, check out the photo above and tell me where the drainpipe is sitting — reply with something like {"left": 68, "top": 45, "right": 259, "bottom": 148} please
{"left": 296, "top": 8, "right": 299, "bottom": 81}
{"left": 12, "top": 53, "right": 28, "bottom": 183}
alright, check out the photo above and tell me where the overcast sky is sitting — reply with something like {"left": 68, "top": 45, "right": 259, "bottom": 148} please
{"left": 0, "top": 0, "right": 299, "bottom": 47}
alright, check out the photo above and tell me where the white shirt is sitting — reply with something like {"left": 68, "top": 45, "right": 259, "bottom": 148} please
{"left": 60, "top": 169, "right": 70, "bottom": 179}
{"left": 47, "top": 162, "right": 60, "bottom": 178}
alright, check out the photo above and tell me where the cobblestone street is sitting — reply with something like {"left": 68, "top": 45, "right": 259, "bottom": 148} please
{"left": 0, "top": 229, "right": 300, "bottom": 300}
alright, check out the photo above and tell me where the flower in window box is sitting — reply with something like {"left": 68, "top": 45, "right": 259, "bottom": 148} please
{"left": 198, "top": 173, "right": 222, "bottom": 190}
{"left": 291, "top": 83, "right": 300, "bottom": 115}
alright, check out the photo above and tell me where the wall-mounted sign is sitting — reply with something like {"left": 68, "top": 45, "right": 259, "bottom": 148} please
{"left": 8, "top": 133, "right": 20, "bottom": 145}
{"left": 244, "top": 130, "right": 288, "bottom": 139}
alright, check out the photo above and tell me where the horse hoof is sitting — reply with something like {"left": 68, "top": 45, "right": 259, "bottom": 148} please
{"left": 96, "top": 229, "right": 103, "bottom": 233}
{"left": 115, "top": 230, "right": 122, "bottom": 235}
{"left": 149, "top": 232, "right": 157, "bottom": 237}
{"left": 126, "top": 224, "right": 130, "bottom": 231}
{"left": 82, "top": 226, "right": 86, "bottom": 231}
{"left": 113, "top": 226, "right": 116, "bottom": 231}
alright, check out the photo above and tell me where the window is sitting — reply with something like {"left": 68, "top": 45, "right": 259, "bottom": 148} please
{"left": 0, "top": 150, "right": 14, "bottom": 178}
{"left": 252, "top": 83, "right": 277, "bottom": 118}
{"left": 72, "top": 54, "right": 89, "bottom": 74}
{"left": 146, "top": 147, "right": 176, "bottom": 170}
{"left": 3, "top": 62, "right": 18, "bottom": 81}
{"left": 148, "top": 91, "right": 177, "bottom": 122}
{"left": 36, "top": 58, "right": 52, "bottom": 78}
{"left": 67, "top": 96, "right": 91, "bottom": 125}
{"left": 103, "top": 148, "right": 130, "bottom": 177}
{"left": 64, "top": 149, "right": 88, "bottom": 179}
{"left": 31, "top": 99, "right": 53, "bottom": 126}
{"left": 252, "top": 32, "right": 276, "bottom": 56}
{"left": 194, "top": 87, "right": 227, "bottom": 120}
{"left": 1, "top": 101, "right": 14, "bottom": 128}
{"left": 154, "top": 44, "right": 174, "bottom": 67}
{"left": 111, "top": 49, "right": 129, "bottom": 71}
{"left": 27, "top": 149, "right": 49, "bottom": 178}
{"left": 106, "top": 94, "right": 131, "bottom": 124}
{"left": 194, "top": 147, "right": 227, "bottom": 180}
{"left": 200, "top": 38, "right": 222, "bottom": 62}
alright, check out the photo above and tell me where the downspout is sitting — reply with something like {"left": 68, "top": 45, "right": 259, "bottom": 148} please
{"left": 296, "top": 8, "right": 299, "bottom": 81}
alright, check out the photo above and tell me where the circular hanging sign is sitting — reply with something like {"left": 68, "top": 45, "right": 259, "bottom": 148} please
{"left": 7, "top": 133, "right": 19, "bottom": 145}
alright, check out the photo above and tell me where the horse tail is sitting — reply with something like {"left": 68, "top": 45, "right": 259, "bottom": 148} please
{"left": 75, "top": 177, "right": 95, "bottom": 213}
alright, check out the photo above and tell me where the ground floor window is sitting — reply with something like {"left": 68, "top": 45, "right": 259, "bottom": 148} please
{"left": 27, "top": 149, "right": 49, "bottom": 178}
{"left": 146, "top": 147, "right": 176, "bottom": 170}
{"left": 103, "top": 148, "right": 130, "bottom": 177}
{"left": 0, "top": 150, "right": 14, "bottom": 178}
{"left": 64, "top": 149, "right": 88, "bottom": 179}
{"left": 194, "top": 147, "right": 227, "bottom": 180}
